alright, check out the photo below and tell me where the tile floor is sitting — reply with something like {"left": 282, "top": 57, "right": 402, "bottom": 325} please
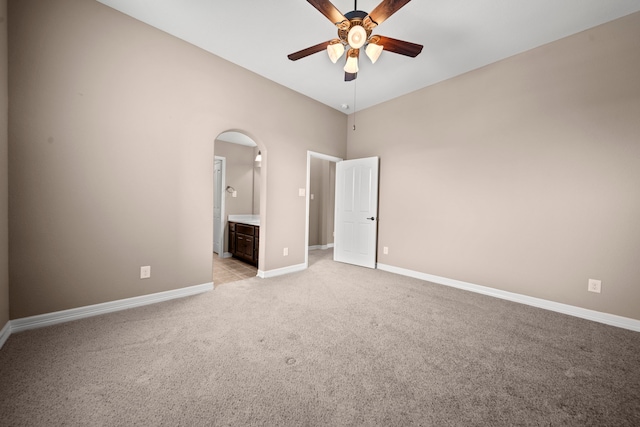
{"left": 212, "top": 254, "right": 257, "bottom": 286}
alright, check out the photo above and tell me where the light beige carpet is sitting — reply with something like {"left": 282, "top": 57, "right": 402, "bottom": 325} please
{"left": 1, "top": 249, "right": 639, "bottom": 426}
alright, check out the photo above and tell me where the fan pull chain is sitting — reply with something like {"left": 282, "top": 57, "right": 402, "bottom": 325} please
{"left": 352, "top": 79, "right": 357, "bottom": 131}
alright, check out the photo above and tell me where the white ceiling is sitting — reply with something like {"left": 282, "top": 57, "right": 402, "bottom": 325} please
{"left": 96, "top": 0, "right": 640, "bottom": 114}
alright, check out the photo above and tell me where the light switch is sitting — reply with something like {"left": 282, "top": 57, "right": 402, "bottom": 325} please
{"left": 310, "top": 194, "right": 314, "bottom": 200}
{"left": 299, "top": 188, "right": 305, "bottom": 197}
{"left": 232, "top": 191, "right": 237, "bottom": 198}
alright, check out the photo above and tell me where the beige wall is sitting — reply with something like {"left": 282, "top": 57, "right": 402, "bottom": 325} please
{"left": 0, "top": 0, "right": 8, "bottom": 328}
{"left": 214, "top": 141, "right": 256, "bottom": 217}
{"left": 324, "top": 161, "right": 335, "bottom": 246}
{"left": 309, "top": 157, "right": 335, "bottom": 248}
{"left": 309, "top": 157, "right": 322, "bottom": 247}
{"left": 347, "top": 12, "right": 640, "bottom": 321}
{"left": 8, "top": 0, "right": 346, "bottom": 318}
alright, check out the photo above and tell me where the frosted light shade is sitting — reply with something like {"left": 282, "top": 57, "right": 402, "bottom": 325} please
{"left": 327, "top": 42, "right": 345, "bottom": 64}
{"left": 347, "top": 25, "right": 366, "bottom": 49}
{"left": 365, "top": 42, "right": 383, "bottom": 64}
{"left": 344, "top": 52, "right": 359, "bottom": 74}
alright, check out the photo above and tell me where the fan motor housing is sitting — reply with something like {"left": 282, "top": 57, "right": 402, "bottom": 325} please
{"left": 338, "top": 11, "right": 372, "bottom": 44}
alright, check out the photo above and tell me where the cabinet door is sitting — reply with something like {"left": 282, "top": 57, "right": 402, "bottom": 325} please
{"left": 240, "top": 235, "right": 254, "bottom": 259}
{"left": 237, "top": 234, "right": 245, "bottom": 257}
{"left": 236, "top": 234, "right": 252, "bottom": 260}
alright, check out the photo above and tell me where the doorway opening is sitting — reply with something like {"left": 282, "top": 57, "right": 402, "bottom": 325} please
{"left": 213, "top": 131, "right": 263, "bottom": 286}
{"left": 305, "top": 151, "right": 343, "bottom": 268}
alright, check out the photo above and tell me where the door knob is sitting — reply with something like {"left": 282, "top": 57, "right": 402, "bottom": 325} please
{"left": 367, "top": 217, "right": 376, "bottom": 221}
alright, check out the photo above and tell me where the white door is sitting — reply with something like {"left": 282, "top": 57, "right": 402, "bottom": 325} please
{"left": 213, "top": 159, "right": 223, "bottom": 254}
{"left": 334, "top": 157, "right": 379, "bottom": 268}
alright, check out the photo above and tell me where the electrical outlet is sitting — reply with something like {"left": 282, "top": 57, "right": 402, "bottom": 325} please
{"left": 140, "top": 266, "right": 151, "bottom": 279}
{"left": 283, "top": 247, "right": 288, "bottom": 256}
{"left": 588, "top": 279, "right": 601, "bottom": 293}
{"left": 383, "top": 246, "right": 389, "bottom": 255}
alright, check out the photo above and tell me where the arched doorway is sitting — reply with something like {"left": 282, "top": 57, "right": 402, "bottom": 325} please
{"left": 213, "top": 131, "right": 264, "bottom": 286}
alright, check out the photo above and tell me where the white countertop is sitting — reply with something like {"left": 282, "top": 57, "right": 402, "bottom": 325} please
{"left": 228, "top": 215, "right": 260, "bottom": 226}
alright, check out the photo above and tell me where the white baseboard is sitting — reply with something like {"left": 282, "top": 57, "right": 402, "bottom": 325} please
{"left": 377, "top": 263, "right": 640, "bottom": 333}
{"left": 258, "top": 262, "right": 307, "bottom": 279}
{"left": 0, "top": 321, "right": 10, "bottom": 350}
{"left": 9, "top": 282, "right": 213, "bottom": 335}
{"left": 308, "top": 244, "right": 334, "bottom": 251}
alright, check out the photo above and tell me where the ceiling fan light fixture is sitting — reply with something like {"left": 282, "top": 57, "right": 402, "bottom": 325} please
{"left": 365, "top": 42, "right": 383, "bottom": 64}
{"left": 344, "top": 48, "right": 359, "bottom": 74}
{"left": 347, "top": 25, "right": 367, "bottom": 49}
{"left": 286, "top": 0, "right": 424, "bottom": 83}
{"left": 327, "top": 40, "right": 345, "bottom": 64}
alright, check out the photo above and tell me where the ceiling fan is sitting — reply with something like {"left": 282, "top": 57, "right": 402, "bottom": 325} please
{"left": 288, "top": 0, "right": 423, "bottom": 81}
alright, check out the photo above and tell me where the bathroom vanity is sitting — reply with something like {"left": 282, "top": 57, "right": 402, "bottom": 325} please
{"left": 228, "top": 215, "right": 259, "bottom": 266}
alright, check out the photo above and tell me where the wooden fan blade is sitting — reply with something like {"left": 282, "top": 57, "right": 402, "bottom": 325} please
{"left": 368, "top": 0, "right": 412, "bottom": 26}
{"left": 288, "top": 41, "right": 331, "bottom": 61}
{"left": 307, "top": 0, "right": 347, "bottom": 25}
{"left": 376, "top": 36, "right": 423, "bottom": 57}
{"left": 345, "top": 72, "right": 357, "bottom": 81}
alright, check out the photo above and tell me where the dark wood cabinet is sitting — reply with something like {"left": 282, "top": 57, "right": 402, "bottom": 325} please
{"left": 229, "top": 222, "right": 259, "bottom": 266}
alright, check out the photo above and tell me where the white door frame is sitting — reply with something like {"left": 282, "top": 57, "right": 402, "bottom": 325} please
{"left": 214, "top": 156, "right": 227, "bottom": 259}
{"left": 305, "top": 151, "right": 343, "bottom": 268}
